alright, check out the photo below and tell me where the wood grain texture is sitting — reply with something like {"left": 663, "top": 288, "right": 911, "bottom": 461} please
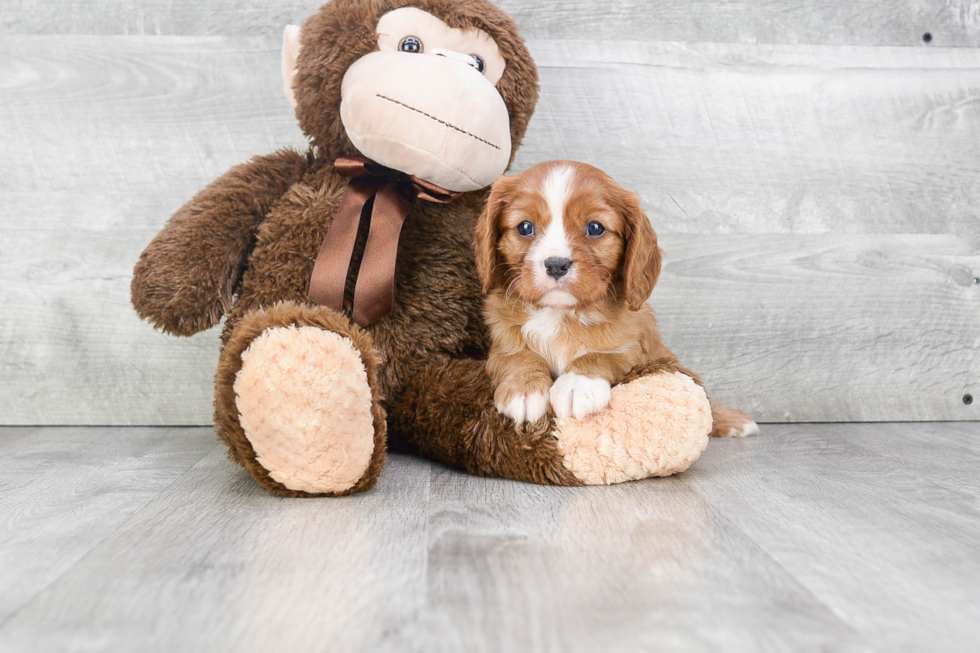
{"left": 3, "top": 0, "right": 979, "bottom": 47}
{"left": 1, "top": 35, "right": 978, "bottom": 424}
{"left": 3, "top": 231, "right": 976, "bottom": 425}
{"left": 422, "top": 467, "right": 877, "bottom": 653}
{"left": 0, "top": 36, "right": 307, "bottom": 426}
{"left": 689, "top": 424, "right": 980, "bottom": 652}
{"left": 0, "top": 427, "right": 215, "bottom": 624}
{"left": 830, "top": 422, "right": 980, "bottom": 499}
{"left": 655, "top": 233, "right": 980, "bottom": 423}
{"left": 0, "top": 443, "right": 435, "bottom": 652}
{"left": 516, "top": 41, "right": 980, "bottom": 235}
{"left": 2, "top": 424, "right": 979, "bottom": 651}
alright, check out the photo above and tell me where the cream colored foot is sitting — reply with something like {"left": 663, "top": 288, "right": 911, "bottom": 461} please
{"left": 552, "top": 371, "right": 712, "bottom": 485}
{"left": 233, "top": 326, "right": 376, "bottom": 494}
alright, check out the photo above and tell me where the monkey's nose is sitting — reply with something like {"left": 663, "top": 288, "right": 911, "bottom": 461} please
{"left": 428, "top": 47, "right": 479, "bottom": 70}
{"left": 544, "top": 257, "right": 572, "bottom": 280}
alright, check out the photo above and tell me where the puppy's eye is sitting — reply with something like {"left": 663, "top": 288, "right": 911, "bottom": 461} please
{"left": 586, "top": 221, "right": 606, "bottom": 237}
{"left": 517, "top": 221, "right": 535, "bottom": 237}
{"left": 399, "top": 36, "right": 423, "bottom": 54}
{"left": 471, "top": 54, "right": 486, "bottom": 74}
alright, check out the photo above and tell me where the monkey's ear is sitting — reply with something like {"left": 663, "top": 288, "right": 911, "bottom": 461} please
{"left": 281, "top": 25, "right": 302, "bottom": 109}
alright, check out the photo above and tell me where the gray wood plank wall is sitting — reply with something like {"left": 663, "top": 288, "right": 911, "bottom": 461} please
{"left": 1, "top": 2, "right": 978, "bottom": 425}
{"left": 4, "top": 1, "right": 980, "bottom": 46}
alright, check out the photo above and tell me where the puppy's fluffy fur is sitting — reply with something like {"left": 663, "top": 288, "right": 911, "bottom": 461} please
{"left": 476, "top": 161, "right": 671, "bottom": 423}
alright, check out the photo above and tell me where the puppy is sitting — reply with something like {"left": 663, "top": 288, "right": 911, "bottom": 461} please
{"left": 475, "top": 160, "right": 758, "bottom": 436}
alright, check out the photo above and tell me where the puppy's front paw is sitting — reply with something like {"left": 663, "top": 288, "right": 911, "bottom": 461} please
{"left": 495, "top": 377, "right": 551, "bottom": 425}
{"left": 550, "top": 373, "right": 612, "bottom": 420}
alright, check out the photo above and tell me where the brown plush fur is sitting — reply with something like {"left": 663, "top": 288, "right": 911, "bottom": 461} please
{"left": 132, "top": 149, "right": 312, "bottom": 336}
{"left": 220, "top": 164, "right": 493, "bottom": 398}
{"left": 389, "top": 358, "right": 583, "bottom": 485}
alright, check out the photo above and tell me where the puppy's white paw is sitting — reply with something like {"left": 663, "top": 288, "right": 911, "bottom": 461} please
{"left": 727, "top": 420, "right": 760, "bottom": 438}
{"left": 497, "top": 391, "right": 550, "bottom": 425}
{"left": 550, "top": 374, "right": 612, "bottom": 420}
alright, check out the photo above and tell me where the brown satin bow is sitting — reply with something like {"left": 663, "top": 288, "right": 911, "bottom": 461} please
{"left": 308, "top": 156, "right": 462, "bottom": 326}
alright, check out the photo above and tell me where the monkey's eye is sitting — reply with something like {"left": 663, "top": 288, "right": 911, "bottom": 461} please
{"left": 517, "top": 221, "right": 535, "bottom": 237}
{"left": 470, "top": 54, "right": 486, "bottom": 74}
{"left": 586, "top": 221, "right": 606, "bottom": 237}
{"left": 399, "top": 36, "right": 423, "bottom": 54}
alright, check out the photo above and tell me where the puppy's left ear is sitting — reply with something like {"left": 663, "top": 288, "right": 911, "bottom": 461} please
{"left": 475, "top": 176, "right": 516, "bottom": 293}
{"left": 618, "top": 191, "right": 662, "bottom": 311}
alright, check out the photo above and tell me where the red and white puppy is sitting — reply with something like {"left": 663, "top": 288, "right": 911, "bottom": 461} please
{"left": 475, "top": 160, "right": 758, "bottom": 436}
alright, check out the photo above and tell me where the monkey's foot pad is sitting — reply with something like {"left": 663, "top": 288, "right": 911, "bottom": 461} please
{"left": 554, "top": 370, "right": 712, "bottom": 485}
{"left": 234, "top": 326, "right": 376, "bottom": 494}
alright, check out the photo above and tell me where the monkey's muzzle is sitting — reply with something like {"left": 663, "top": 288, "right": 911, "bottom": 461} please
{"left": 340, "top": 51, "right": 512, "bottom": 193}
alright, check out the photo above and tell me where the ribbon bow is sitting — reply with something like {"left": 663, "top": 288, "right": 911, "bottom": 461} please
{"left": 308, "top": 156, "right": 461, "bottom": 326}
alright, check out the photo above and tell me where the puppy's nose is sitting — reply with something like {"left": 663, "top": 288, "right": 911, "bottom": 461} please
{"left": 544, "top": 257, "right": 572, "bottom": 279}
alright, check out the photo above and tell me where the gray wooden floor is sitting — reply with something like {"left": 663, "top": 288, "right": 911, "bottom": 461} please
{"left": 2, "top": 423, "right": 979, "bottom": 652}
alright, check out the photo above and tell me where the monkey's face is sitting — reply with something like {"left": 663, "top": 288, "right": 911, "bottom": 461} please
{"left": 284, "top": 1, "right": 536, "bottom": 194}
{"left": 340, "top": 8, "right": 511, "bottom": 192}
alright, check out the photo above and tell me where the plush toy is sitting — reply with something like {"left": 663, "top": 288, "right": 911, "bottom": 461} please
{"left": 132, "top": 0, "right": 754, "bottom": 497}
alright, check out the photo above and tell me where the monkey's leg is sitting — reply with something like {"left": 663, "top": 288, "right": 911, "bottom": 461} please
{"left": 389, "top": 358, "right": 712, "bottom": 486}
{"left": 215, "top": 301, "right": 387, "bottom": 497}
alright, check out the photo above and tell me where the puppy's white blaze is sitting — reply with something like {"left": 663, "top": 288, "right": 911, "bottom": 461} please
{"left": 550, "top": 373, "right": 612, "bottom": 420}
{"left": 531, "top": 164, "right": 575, "bottom": 263}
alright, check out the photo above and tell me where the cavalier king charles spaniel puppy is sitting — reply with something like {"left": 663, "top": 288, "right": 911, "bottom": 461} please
{"left": 475, "top": 160, "right": 759, "bottom": 436}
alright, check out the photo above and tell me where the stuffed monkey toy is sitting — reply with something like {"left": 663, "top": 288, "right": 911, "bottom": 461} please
{"left": 132, "top": 0, "right": 754, "bottom": 497}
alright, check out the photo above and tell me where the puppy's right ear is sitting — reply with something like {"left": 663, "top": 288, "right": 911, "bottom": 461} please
{"left": 475, "top": 176, "right": 515, "bottom": 293}
{"left": 617, "top": 189, "right": 662, "bottom": 311}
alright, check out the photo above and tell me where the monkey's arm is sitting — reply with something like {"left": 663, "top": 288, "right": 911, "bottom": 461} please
{"left": 131, "top": 148, "right": 310, "bottom": 336}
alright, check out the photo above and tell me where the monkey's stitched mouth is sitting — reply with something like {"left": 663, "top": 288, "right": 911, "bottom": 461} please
{"left": 376, "top": 94, "right": 501, "bottom": 150}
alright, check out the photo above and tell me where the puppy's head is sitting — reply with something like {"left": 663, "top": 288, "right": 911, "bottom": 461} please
{"left": 475, "top": 161, "right": 661, "bottom": 310}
